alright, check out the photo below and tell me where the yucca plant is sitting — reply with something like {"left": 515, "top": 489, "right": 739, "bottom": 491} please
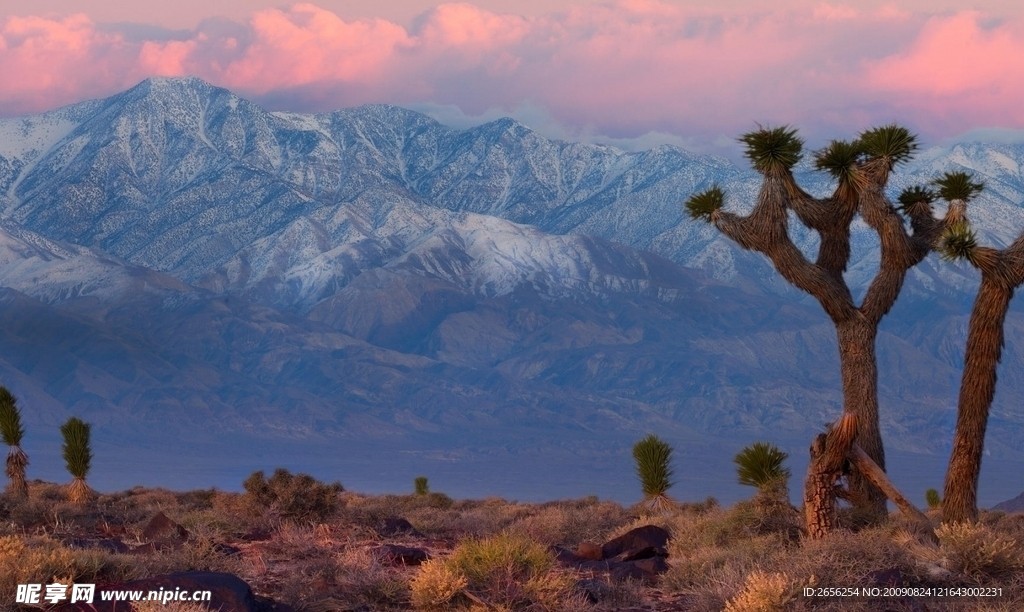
{"left": 632, "top": 434, "right": 674, "bottom": 512}
{"left": 734, "top": 441, "right": 790, "bottom": 499}
{"left": 857, "top": 124, "right": 918, "bottom": 169}
{"left": 0, "top": 387, "right": 29, "bottom": 498}
{"left": 926, "top": 488, "right": 942, "bottom": 510}
{"left": 61, "top": 417, "right": 93, "bottom": 505}
{"left": 739, "top": 125, "right": 803, "bottom": 174}
{"left": 414, "top": 476, "right": 430, "bottom": 496}
{"left": 684, "top": 185, "right": 724, "bottom": 222}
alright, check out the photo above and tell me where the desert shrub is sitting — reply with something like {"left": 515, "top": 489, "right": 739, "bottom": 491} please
{"left": 0, "top": 535, "right": 127, "bottom": 602}
{"left": 242, "top": 468, "right": 342, "bottom": 523}
{"left": 411, "top": 532, "right": 578, "bottom": 610}
{"left": 925, "top": 488, "right": 941, "bottom": 509}
{"left": 332, "top": 547, "right": 409, "bottom": 608}
{"left": 936, "top": 521, "right": 1024, "bottom": 579}
{"left": 507, "top": 498, "right": 630, "bottom": 546}
{"left": 410, "top": 558, "right": 468, "bottom": 609}
{"left": 723, "top": 570, "right": 799, "bottom": 612}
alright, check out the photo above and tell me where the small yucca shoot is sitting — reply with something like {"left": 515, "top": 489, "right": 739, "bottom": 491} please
{"left": 925, "top": 488, "right": 942, "bottom": 510}
{"left": 633, "top": 434, "right": 674, "bottom": 511}
{"left": 414, "top": 476, "right": 430, "bottom": 496}
{"left": 0, "top": 387, "right": 29, "bottom": 498}
{"left": 734, "top": 442, "right": 790, "bottom": 496}
{"left": 61, "top": 417, "right": 94, "bottom": 505}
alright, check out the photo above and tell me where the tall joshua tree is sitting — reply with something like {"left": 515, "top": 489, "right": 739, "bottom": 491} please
{"left": 61, "top": 417, "right": 94, "bottom": 505}
{"left": 939, "top": 176, "right": 1024, "bottom": 524}
{"left": 686, "top": 125, "right": 965, "bottom": 526}
{"left": 0, "top": 387, "right": 29, "bottom": 498}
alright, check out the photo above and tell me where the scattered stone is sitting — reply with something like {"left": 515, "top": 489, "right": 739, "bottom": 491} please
{"left": 376, "top": 516, "right": 422, "bottom": 537}
{"left": 601, "top": 525, "right": 670, "bottom": 559}
{"left": 575, "top": 541, "right": 604, "bottom": 560}
{"left": 52, "top": 572, "right": 262, "bottom": 612}
{"left": 374, "top": 543, "right": 430, "bottom": 565}
{"left": 868, "top": 567, "right": 904, "bottom": 587}
{"left": 141, "top": 511, "right": 189, "bottom": 547}
{"left": 611, "top": 556, "right": 670, "bottom": 584}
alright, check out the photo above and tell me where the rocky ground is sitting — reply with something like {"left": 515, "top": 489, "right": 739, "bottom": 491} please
{"left": 2, "top": 477, "right": 1023, "bottom": 611}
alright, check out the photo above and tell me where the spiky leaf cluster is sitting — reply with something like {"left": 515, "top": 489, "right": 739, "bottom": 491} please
{"left": 685, "top": 186, "right": 724, "bottom": 222}
{"left": 0, "top": 387, "right": 24, "bottom": 447}
{"left": 414, "top": 475, "right": 430, "bottom": 496}
{"left": 734, "top": 442, "right": 790, "bottom": 491}
{"left": 61, "top": 417, "right": 92, "bottom": 479}
{"left": 632, "top": 434, "right": 674, "bottom": 498}
{"left": 739, "top": 126, "right": 803, "bottom": 174}
{"left": 857, "top": 124, "right": 918, "bottom": 168}
{"left": 934, "top": 172, "right": 984, "bottom": 202}
{"left": 940, "top": 223, "right": 978, "bottom": 262}
{"left": 897, "top": 186, "right": 936, "bottom": 212}
{"left": 814, "top": 139, "right": 865, "bottom": 186}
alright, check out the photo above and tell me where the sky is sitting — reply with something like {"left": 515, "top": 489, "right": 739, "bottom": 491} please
{"left": 2, "top": 1, "right": 1024, "bottom": 156}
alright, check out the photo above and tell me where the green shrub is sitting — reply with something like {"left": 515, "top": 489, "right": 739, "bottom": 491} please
{"left": 410, "top": 533, "right": 578, "bottom": 609}
{"left": 925, "top": 488, "right": 941, "bottom": 509}
{"left": 242, "top": 468, "right": 343, "bottom": 522}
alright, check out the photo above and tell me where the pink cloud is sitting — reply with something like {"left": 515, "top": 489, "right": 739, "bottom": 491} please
{"left": 1, "top": 2, "right": 1023, "bottom": 150}
{"left": 864, "top": 12, "right": 1024, "bottom": 132}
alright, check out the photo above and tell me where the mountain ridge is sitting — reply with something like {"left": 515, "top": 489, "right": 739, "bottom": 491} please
{"left": 1, "top": 77, "right": 1022, "bottom": 505}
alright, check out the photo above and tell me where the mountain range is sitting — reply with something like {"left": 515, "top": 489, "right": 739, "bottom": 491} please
{"left": 1, "top": 77, "right": 1022, "bottom": 506}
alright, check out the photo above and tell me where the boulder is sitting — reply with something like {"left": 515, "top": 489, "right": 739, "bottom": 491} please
{"left": 374, "top": 544, "right": 430, "bottom": 565}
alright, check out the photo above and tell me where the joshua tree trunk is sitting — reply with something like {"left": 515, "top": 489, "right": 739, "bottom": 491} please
{"left": 835, "top": 318, "right": 886, "bottom": 518}
{"left": 943, "top": 236, "right": 1024, "bottom": 524}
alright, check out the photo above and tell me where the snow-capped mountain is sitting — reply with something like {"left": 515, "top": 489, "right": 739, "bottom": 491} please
{"left": 1, "top": 77, "right": 1022, "bottom": 504}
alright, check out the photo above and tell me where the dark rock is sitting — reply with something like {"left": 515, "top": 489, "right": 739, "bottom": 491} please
{"left": 575, "top": 541, "right": 604, "bottom": 560}
{"left": 575, "top": 578, "right": 611, "bottom": 603}
{"left": 141, "top": 511, "right": 189, "bottom": 545}
{"left": 374, "top": 544, "right": 430, "bottom": 565}
{"left": 376, "top": 516, "right": 421, "bottom": 537}
{"left": 868, "top": 567, "right": 904, "bottom": 587}
{"left": 610, "top": 556, "right": 669, "bottom": 584}
{"left": 601, "top": 525, "right": 670, "bottom": 559}
{"left": 52, "top": 571, "right": 260, "bottom": 611}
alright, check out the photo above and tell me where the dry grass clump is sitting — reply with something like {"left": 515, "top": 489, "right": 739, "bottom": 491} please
{"left": 0, "top": 535, "right": 129, "bottom": 602}
{"left": 934, "top": 521, "right": 1024, "bottom": 580}
{"left": 723, "top": 570, "right": 800, "bottom": 612}
{"left": 410, "top": 532, "right": 582, "bottom": 610}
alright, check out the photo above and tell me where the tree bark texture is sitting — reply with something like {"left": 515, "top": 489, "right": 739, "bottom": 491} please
{"left": 943, "top": 278, "right": 1014, "bottom": 524}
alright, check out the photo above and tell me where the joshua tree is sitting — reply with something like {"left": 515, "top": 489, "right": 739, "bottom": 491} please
{"left": 632, "top": 434, "right": 674, "bottom": 512}
{"left": 734, "top": 441, "right": 790, "bottom": 500}
{"left": 686, "top": 125, "right": 966, "bottom": 529}
{"left": 414, "top": 476, "right": 430, "bottom": 496}
{"left": 0, "top": 387, "right": 29, "bottom": 498}
{"left": 61, "top": 417, "right": 94, "bottom": 505}
{"left": 939, "top": 188, "right": 1024, "bottom": 524}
